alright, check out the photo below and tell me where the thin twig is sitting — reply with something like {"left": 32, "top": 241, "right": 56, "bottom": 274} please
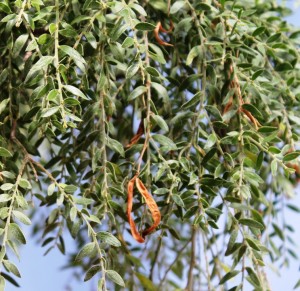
{"left": 158, "top": 240, "right": 190, "bottom": 288}
{"left": 186, "top": 226, "right": 197, "bottom": 291}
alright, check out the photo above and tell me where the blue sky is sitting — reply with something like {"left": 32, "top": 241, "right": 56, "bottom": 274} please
{"left": 7, "top": 3, "right": 300, "bottom": 291}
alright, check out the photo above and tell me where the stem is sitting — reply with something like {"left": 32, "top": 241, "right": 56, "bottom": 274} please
{"left": 54, "top": 0, "right": 67, "bottom": 128}
{"left": 99, "top": 100, "right": 108, "bottom": 209}
{"left": 149, "top": 235, "right": 162, "bottom": 280}
{"left": 149, "top": 202, "right": 174, "bottom": 280}
{"left": 10, "top": 120, "right": 38, "bottom": 180}
{"left": 15, "top": 0, "right": 27, "bottom": 27}
{"left": 158, "top": 240, "right": 190, "bottom": 288}
{"left": 136, "top": 30, "right": 151, "bottom": 175}
{"left": 186, "top": 226, "right": 197, "bottom": 291}
{"left": 186, "top": 1, "right": 227, "bottom": 162}
{"left": 202, "top": 232, "right": 212, "bottom": 290}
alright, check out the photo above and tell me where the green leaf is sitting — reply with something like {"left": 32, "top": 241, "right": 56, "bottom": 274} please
{"left": 219, "top": 270, "right": 240, "bottom": 285}
{"left": 256, "top": 151, "right": 264, "bottom": 171}
{"left": 183, "top": 205, "right": 198, "bottom": 220}
{"left": 289, "top": 115, "right": 300, "bottom": 125}
{"left": 0, "top": 98, "right": 9, "bottom": 114}
{"left": 128, "top": 86, "right": 147, "bottom": 101}
{"left": 243, "top": 171, "right": 264, "bottom": 186}
{"left": 201, "top": 148, "right": 217, "bottom": 166}
{"left": 251, "top": 69, "right": 264, "bottom": 80}
{"left": 154, "top": 188, "right": 169, "bottom": 195}
{"left": 107, "top": 137, "right": 125, "bottom": 157}
{"left": 47, "top": 184, "right": 56, "bottom": 196}
{"left": 19, "top": 178, "right": 31, "bottom": 189}
{"left": 201, "top": 185, "right": 217, "bottom": 197}
{"left": 0, "top": 147, "right": 12, "bottom": 157}
{"left": 225, "top": 229, "right": 238, "bottom": 256}
{"left": 148, "top": 45, "right": 166, "bottom": 64}
{"left": 275, "top": 62, "right": 293, "bottom": 71}
{"left": 74, "top": 197, "right": 93, "bottom": 206}
{"left": 12, "top": 34, "right": 29, "bottom": 57}
{"left": 272, "top": 223, "right": 284, "bottom": 240}
{"left": 0, "top": 2, "right": 11, "bottom": 13}
{"left": 283, "top": 152, "right": 300, "bottom": 162}
{"left": 181, "top": 92, "right": 202, "bottom": 110}
{"left": 97, "top": 231, "right": 121, "bottom": 247}
{"left": 25, "top": 56, "right": 54, "bottom": 82}
{"left": 208, "top": 220, "right": 219, "bottom": 229}
{"left": 145, "top": 66, "right": 160, "bottom": 77}
{"left": 241, "top": 103, "right": 263, "bottom": 119}
{"left": 63, "top": 85, "right": 88, "bottom": 99}
{"left": 60, "top": 45, "right": 86, "bottom": 72}
{"left": 267, "top": 33, "right": 281, "bottom": 43}
{"left": 126, "top": 63, "right": 140, "bottom": 79}
{"left": 65, "top": 112, "right": 82, "bottom": 122}
{"left": 245, "top": 237, "right": 260, "bottom": 251}
{"left": 3, "top": 260, "right": 21, "bottom": 278}
{"left": 0, "top": 247, "right": 6, "bottom": 263}
{"left": 0, "top": 183, "right": 14, "bottom": 191}
{"left": 0, "top": 275, "right": 5, "bottom": 291}
{"left": 13, "top": 211, "right": 31, "bottom": 225}
{"left": 70, "top": 207, "right": 77, "bottom": 221}
{"left": 205, "top": 105, "right": 223, "bottom": 121}
{"left": 294, "top": 279, "right": 300, "bottom": 289}
{"left": 64, "top": 97, "right": 80, "bottom": 106}
{"left": 0, "top": 194, "right": 12, "bottom": 202}
{"left": 151, "top": 114, "right": 169, "bottom": 132}
{"left": 151, "top": 82, "right": 169, "bottom": 103}
{"left": 239, "top": 218, "right": 264, "bottom": 229}
{"left": 106, "top": 270, "right": 125, "bottom": 287}
{"left": 41, "top": 106, "right": 60, "bottom": 118}
{"left": 8, "top": 223, "right": 26, "bottom": 244}
{"left": 110, "top": 23, "right": 129, "bottom": 41}
{"left": 135, "top": 22, "right": 156, "bottom": 31}
{"left": 170, "top": 0, "right": 185, "bottom": 14}
{"left": 47, "top": 89, "right": 59, "bottom": 101}
{"left": 172, "top": 194, "right": 185, "bottom": 207}
{"left": 135, "top": 272, "right": 157, "bottom": 289}
{"left": 64, "top": 184, "right": 78, "bottom": 193}
{"left": 122, "top": 37, "right": 134, "bottom": 48}
{"left": 252, "top": 26, "right": 265, "bottom": 37}
{"left": 251, "top": 209, "right": 265, "bottom": 226}
{"left": 271, "top": 160, "right": 278, "bottom": 177}
{"left": 130, "top": 3, "right": 147, "bottom": 16}
{"left": 75, "top": 242, "right": 95, "bottom": 262}
{"left": 287, "top": 204, "right": 300, "bottom": 213}
{"left": 204, "top": 133, "right": 217, "bottom": 150}
{"left": 186, "top": 46, "right": 203, "bottom": 66}
{"left": 195, "top": 2, "right": 213, "bottom": 11}
{"left": 84, "top": 265, "right": 101, "bottom": 282}
{"left": 85, "top": 31, "right": 97, "bottom": 49}
{"left": 152, "top": 134, "right": 177, "bottom": 150}
{"left": 258, "top": 126, "right": 278, "bottom": 133}
{"left": 206, "top": 207, "right": 222, "bottom": 219}
{"left": 246, "top": 267, "right": 261, "bottom": 287}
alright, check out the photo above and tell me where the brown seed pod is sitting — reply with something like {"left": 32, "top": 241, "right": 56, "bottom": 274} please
{"left": 126, "top": 176, "right": 161, "bottom": 243}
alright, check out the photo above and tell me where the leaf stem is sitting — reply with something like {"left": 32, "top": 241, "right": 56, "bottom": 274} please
{"left": 54, "top": 0, "right": 67, "bottom": 128}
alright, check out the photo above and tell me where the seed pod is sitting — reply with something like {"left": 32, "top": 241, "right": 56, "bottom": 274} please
{"left": 127, "top": 176, "right": 145, "bottom": 243}
{"left": 126, "top": 176, "right": 161, "bottom": 243}
{"left": 135, "top": 178, "right": 161, "bottom": 238}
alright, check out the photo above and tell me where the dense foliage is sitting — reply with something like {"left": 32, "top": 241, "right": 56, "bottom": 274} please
{"left": 0, "top": 0, "right": 300, "bottom": 290}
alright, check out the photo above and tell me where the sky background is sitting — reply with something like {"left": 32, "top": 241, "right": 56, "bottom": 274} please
{"left": 6, "top": 2, "right": 300, "bottom": 291}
